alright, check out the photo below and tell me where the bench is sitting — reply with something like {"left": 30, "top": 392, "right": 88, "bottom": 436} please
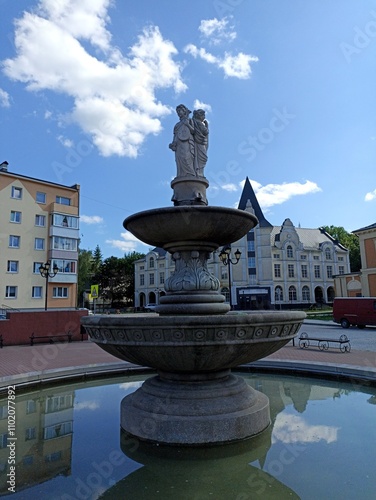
{"left": 30, "top": 332, "right": 72, "bottom": 346}
{"left": 299, "top": 332, "right": 351, "bottom": 353}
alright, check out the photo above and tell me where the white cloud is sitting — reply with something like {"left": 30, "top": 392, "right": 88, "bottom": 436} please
{"left": 365, "top": 189, "right": 376, "bottom": 201}
{"left": 184, "top": 44, "right": 258, "bottom": 79}
{"left": 222, "top": 183, "right": 238, "bottom": 192}
{"left": 106, "top": 231, "right": 148, "bottom": 252}
{"left": 2, "top": 0, "right": 186, "bottom": 158}
{"left": 193, "top": 99, "right": 212, "bottom": 113}
{"left": 57, "top": 135, "right": 74, "bottom": 148}
{"left": 0, "top": 88, "right": 10, "bottom": 107}
{"left": 199, "top": 17, "right": 237, "bottom": 45}
{"left": 80, "top": 215, "right": 104, "bottom": 224}
{"left": 74, "top": 400, "right": 100, "bottom": 411}
{"left": 273, "top": 413, "right": 339, "bottom": 444}
{"left": 250, "top": 179, "right": 321, "bottom": 208}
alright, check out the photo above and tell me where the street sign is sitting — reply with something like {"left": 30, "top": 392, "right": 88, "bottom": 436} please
{"left": 91, "top": 284, "right": 99, "bottom": 298}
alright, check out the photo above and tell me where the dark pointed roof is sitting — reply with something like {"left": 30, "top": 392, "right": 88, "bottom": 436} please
{"left": 237, "top": 177, "right": 272, "bottom": 227}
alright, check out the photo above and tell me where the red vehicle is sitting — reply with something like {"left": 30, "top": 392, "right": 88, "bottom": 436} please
{"left": 333, "top": 297, "right": 376, "bottom": 329}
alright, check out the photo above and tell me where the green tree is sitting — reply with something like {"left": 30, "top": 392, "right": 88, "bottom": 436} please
{"left": 93, "top": 252, "right": 144, "bottom": 308}
{"left": 92, "top": 244, "right": 103, "bottom": 274}
{"left": 77, "top": 249, "right": 93, "bottom": 307}
{"left": 321, "top": 226, "right": 361, "bottom": 272}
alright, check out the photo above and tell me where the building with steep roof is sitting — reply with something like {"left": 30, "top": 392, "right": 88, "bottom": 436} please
{"left": 134, "top": 178, "right": 351, "bottom": 309}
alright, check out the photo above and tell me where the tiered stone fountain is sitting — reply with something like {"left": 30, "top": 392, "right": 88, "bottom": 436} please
{"left": 81, "top": 104, "right": 305, "bottom": 445}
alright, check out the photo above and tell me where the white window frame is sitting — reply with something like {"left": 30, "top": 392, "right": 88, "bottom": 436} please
{"left": 7, "top": 261, "right": 18, "bottom": 273}
{"left": 10, "top": 210, "right": 21, "bottom": 223}
{"left": 36, "top": 192, "right": 46, "bottom": 204}
{"left": 5, "top": 286, "right": 17, "bottom": 298}
{"left": 35, "top": 214, "right": 46, "bottom": 227}
{"left": 35, "top": 238, "right": 45, "bottom": 250}
{"left": 32, "top": 286, "right": 43, "bottom": 299}
{"left": 11, "top": 186, "right": 22, "bottom": 199}
{"left": 56, "top": 196, "right": 71, "bottom": 206}
{"left": 9, "top": 235, "right": 20, "bottom": 248}
{"left": 53, "top": 287, "right": 68, "bottom": 298}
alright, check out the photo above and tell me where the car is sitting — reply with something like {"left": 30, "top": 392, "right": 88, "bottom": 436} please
{"left": 144, "top": 303, "right": 157, "bottom": 312}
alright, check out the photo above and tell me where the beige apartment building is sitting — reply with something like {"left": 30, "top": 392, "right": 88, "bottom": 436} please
{"left": 134, "top": 178, "right": 351, "bottom": 310}
{"left": 0, "top": 163, "right": 80, "bottom": 310}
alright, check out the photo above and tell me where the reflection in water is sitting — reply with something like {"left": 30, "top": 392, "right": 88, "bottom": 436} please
{"left": 0, "top": 373, "right": 375, "bottom": 499}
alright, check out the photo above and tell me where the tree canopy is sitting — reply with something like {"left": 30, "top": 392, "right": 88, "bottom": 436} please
{"left": 321, "top": 225, "right": 361, "bottom": 272}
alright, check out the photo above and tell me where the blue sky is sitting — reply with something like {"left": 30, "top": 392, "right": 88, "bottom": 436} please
{"left": 1, "top": 0, "right": 375, "bottom": 258}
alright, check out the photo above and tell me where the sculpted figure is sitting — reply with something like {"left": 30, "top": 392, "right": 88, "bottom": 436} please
{"left": 169, "top": 104, "right": 195, "bottom": 177}
{"left": 193, "top": 109, "right": 209, "bottom": 177}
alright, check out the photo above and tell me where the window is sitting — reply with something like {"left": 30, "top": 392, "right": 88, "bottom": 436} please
{"left": 300, "top": 254, "right": 307, "bottom": 260}
{"left": 32, "top": 286, "right": 43, "bottom": 298}
{"left": 9, "top": 235, "right": 20, "bottom": 248}
{"left": 5, "top": 286, "right": 17, "bottom": 298}
{"left": 53, "top": 287, "right": 68, "bottom": 298}
{"left": 287, "top": 245, "right": 293, "bottom": 258}
{"left": 302, "top": 286, "right": 310, "bottom": 301}
{"left": 247, "top": 240, "right": 255, "bottom": 252}
{"left": 11, "top": 186, "right": 22, "bottom": 199}
{"left": 313, "top": 256, "right": 319, "bottom": 260}
{"left": 26, "top": 400, "right": 36, "bottom": 414}
{"left": 288, "top": 264, "right": 295, "bottom": 278}
{"left": 140, "top": 265, "right": 145, "bottom": 270}
{"left": 314, "top": 265, "right": 321, "bottom": 278}
{"left": 273, "top": 253, "right": 280, "bottom": 259}
{"left": 36, "top": 191, "right": 46, "bottom": 204}
{"left": 288, "top": 286, "right": 297, "bottom": 301}
{"left": 338, "top": 266, "right": 344, "bottom": 275}
{"left": 338, "top": 256, "right": 344, "bottom": 262}
{"left": 274, "top": 264, "right": 281, "bottom": 278}
{"left": 248, "top": 257, "right": 256, "bottom": 268}
{"left": 52, "top": 236, "right": 78, "bottom": 251}
{"left": 149, "top": 257, "right": 155, "bottom": 268}
{"left": 56, "top": 196, "right": 71, "bottom": 205}
{"left": 46, "top": 394, "right": 73, "bottom": 412}
{"left": 149, "top": 274, "right": 155, "bottom": 285}
{"left": 44, "top": 421, "right": 72, "bottom": 440}
{"left": 159, "top": 272, "right": 165, "bottom": 285}
{"left": 33, "top": 262, "right": 43, "bottom": 274}
{"left": 327, "top": 266, "right": 333, "bottom": 279}
{"left": 25, "top": 427, "right": 36, "bottom": 441}
{"left": 35, "top": 215, "right": 46, "bottom": 227}
{"left": 301, "top": 265, "right": 308, "bottom": 278}
{"left": 221, "top": 287, "right": 230, "bottom": 303}
{"left": 275, "top": 286, "right": 283, "bottom": 302}
{"left": 140, "top": 274, "right": 145, "bottom": 286}
{"left": 52, "top": 260, "right": 76, "bottom": 273}
{"left": 35, "top": 238, "right": 45, "bottom": 250}
{"left": 10, "top": 211, "right": 21, "bottom": 223}
{"left": 325, "top": 248, "right": 332, "bottom": 260}
{"left": 7, "top": 261, "right": 18, "bottom": 273}
{"left": 52, "top": 214, "right": 78, "bottom": 228}
{"left": 221, "top": 267, "right": 228, "bottom": 280}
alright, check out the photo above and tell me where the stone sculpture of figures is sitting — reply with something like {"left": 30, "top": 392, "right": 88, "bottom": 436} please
{"left": 169, "top": 104, "right": 195, "bottom": 177}
{"left": 192, "top": 109, "right": 209, "bottom": 177}
{"left": 169, "top": 104, "right": 209, "bottom": 178}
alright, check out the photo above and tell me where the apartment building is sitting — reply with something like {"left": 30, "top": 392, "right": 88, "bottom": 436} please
{"left": 0, "top": 163, "right": 80, "bottom": 309}
{"left": 134, "top": 177, "right": 351, "bottom": 309}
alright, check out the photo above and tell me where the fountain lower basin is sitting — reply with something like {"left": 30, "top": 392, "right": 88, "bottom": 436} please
{"left": 81, "top": 310, "right": 305, "bottom": 444}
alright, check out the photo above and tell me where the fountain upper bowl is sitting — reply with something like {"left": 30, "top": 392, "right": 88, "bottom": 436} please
{"left": 124, "top": 206, "right": 258, "bottom": 249}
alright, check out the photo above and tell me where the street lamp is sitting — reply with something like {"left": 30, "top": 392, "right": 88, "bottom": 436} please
{"left": 219, "top": 246, "right": 241, "bottom": 310}
{"left": 39, "top": 261, "right": 59, "bottom": 311}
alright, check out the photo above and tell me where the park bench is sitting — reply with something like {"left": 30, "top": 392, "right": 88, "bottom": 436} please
{"left": 30, "top": 332, "right": 72, "bottom": 346}
{"left": 298, "top": 332, "right": 351, "bottom": 353}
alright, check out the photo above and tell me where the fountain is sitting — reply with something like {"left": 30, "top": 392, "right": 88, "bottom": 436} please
{"left": 81, "top": 104, "right": 305, "bottom": 445}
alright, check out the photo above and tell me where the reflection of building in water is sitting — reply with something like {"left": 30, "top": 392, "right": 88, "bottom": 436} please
{"left": 0, "top": 387, "right": 74, "bottom": 495}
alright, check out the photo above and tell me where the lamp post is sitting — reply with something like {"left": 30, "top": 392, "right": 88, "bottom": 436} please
{"left": 219, "top": 246, "right": 242, "bottom": 310}
{"left": 39, "top": 261, "right": 59, "bottom": 311}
